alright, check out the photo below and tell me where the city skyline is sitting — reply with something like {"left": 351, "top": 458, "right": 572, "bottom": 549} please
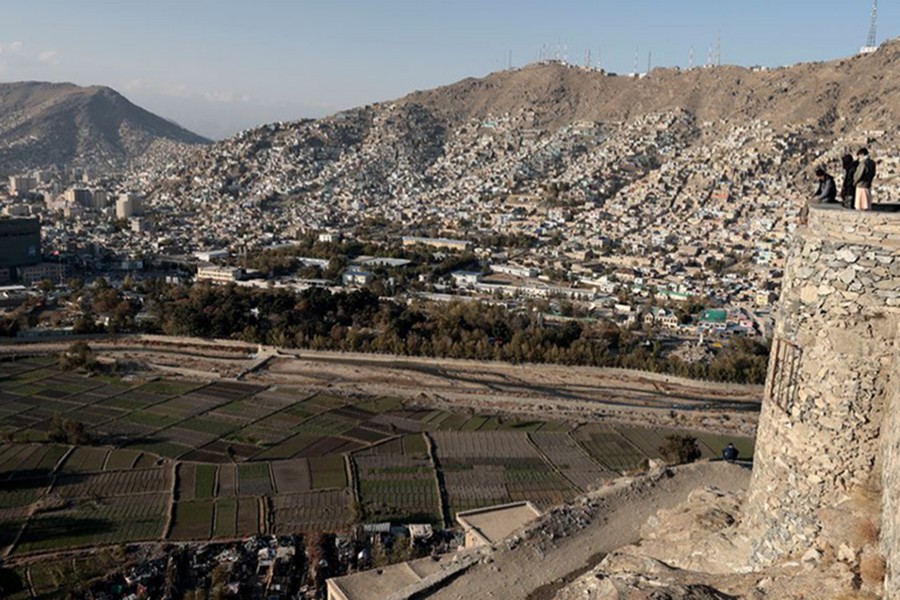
{"left": 0, "top": 0, "right": 895, "bottom": 139}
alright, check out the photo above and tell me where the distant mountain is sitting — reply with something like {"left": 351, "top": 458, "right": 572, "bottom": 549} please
{"left": 0, "top": 81, "right": 209, "bottom": 175}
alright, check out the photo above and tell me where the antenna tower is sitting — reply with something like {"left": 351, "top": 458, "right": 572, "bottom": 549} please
{"left": 633, "top": 46, "right": 639, "bottom": 75}
{"left": 715, "top": 31, "right": 722, "bottom": 66}
{"left": 689, "top": 46, "right": 694, "bottom": 69}
{"left": 861, "top": 0, "right": 879, "bottom": 53}
{"left": 585, "top": 49, "right": 591, "bottom": 68}
{"left": 647, "top": 50, "right": 652, "bottom": 74}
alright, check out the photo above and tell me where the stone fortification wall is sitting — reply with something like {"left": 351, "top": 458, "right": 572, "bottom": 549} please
{"left": 881, "top": 331, "right": 900, "bottom": 598}
{"left": 743, "top": 206, "right": 900, "bottom": 568}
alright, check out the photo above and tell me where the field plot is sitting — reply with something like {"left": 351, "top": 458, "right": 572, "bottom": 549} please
{"left": 431, "top": 431, "right": 542, "bottom": 459}
{"left": 238, "top": 462, "right": 273, "bottom": 496}
{"left": 310, "top": 455, "right": 348, "bottom": 489}
{"left": 4, "top": 445, "right": 66, "bottom": 479}
{"left": 126, "top": 439, "right": 193, "bottom": 460}
{"left": 58, "top": 446, "right": 110, "bottom": 474}
{"left": 271, "top": 459, "right": 312, "bottom": 493}
{"left": 104, "top": 448, "right": 143, "bottom": 470}
{"left": 176, "top": 462, "right": 208, "bottom": 501}
{"left": 18, "top": 549, "right": 126, "bottom": 599}
{"left": 214, "top": 497, "right": 237, "bottom": 538}
{"left": 442, "top": 465, "right": 510, "bottom": 514}
{"left": 236, "top": 497, "right": 261, "bottom": 536}
{"left": 530, "top": 432, "right": 613, "bottom": 491}
{"left": 169, "top": 499, "right": 214, "bottom": 540}
{"left": 15, "top": 492, "right": 168, "bottom": 553}
{"left": 354, "top": 435, "right": 440, "bottom": 524}
{"left": 272, "top": 489, "right": 352, "bottom": 533}
{"left": 433, "top": 432, "right": 575, "bottom": 513}
{"left": 216, "top": 464, "right": 237, "bottom": 497}
{"left": 53, "top": 466, "right": 172, "bottom": 498}
{"left": 572, "top": 426, "right": 647, "bottom": 472}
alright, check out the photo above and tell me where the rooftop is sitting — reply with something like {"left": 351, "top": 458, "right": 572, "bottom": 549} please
{"left": 456, "top": 501, "right": 542, "bottom": 546}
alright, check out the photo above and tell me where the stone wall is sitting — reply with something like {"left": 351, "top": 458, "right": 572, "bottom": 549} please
{"left": 881, "top": 332, "right": 900, "bottom": 598}
{"left": 743, "top": 205, "right": 900, "bottom": 568}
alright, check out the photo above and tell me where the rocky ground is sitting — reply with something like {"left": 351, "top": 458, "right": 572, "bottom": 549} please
{"left": 425, "top": 461, "right": 883, "bottom": 600}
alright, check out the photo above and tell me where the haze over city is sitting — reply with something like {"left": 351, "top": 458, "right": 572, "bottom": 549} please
{"left": 1, "top": 0, "right": 897, "bottom": 138}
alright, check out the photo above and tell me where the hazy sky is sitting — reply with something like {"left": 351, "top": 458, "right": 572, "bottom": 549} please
{"left": 0, "top": 1, "right": 894, "bottom": 139}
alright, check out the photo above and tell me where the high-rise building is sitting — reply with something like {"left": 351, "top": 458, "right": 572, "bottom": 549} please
{"left": 115, "top": 193, "right": 144, "bottom": 220}
{"left": 8, "top": 175, "right": 36, "bottom": 196}
{"left": 0, "top": 217, "right": 41, "bottom": 269}
{"left": 63, "top": 187, "right": 93, "bottom": 207}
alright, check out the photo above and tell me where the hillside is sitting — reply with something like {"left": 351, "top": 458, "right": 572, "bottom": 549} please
{"left": 149, "top": 39, "right": 900, "bottom": 219}
{"left": 400, "top": 39, "right": 900, "bottom": 133}
{"left": 0, "top": 81, "right": 209, "bottom": 175}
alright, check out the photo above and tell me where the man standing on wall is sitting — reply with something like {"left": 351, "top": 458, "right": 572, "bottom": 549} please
{"left": 853, "top": 148, "right": 876, "bottom": 211}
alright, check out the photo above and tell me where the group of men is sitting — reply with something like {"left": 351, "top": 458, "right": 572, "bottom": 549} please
{"left": 812, "top": 147, "right": 877, "bottom": 210}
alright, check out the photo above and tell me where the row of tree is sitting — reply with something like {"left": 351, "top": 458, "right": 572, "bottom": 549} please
{"left": 139, "top": 282, "right": 768, "bottom": 384}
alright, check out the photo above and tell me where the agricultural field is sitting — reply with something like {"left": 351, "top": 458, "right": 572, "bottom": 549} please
{"left": 0, "top": 357, "right": 755, "bottom": 555}
{"left": 353, "top": 434, "right": 441, "bottom": 524}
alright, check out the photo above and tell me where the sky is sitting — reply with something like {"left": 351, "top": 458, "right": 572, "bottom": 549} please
{"left": 0, "top": 1, "right": 895, "bottom": 139}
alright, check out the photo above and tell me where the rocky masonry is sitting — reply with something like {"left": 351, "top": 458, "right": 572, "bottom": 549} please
{"left": 743, "top": 205, "right": 900, "bottom": 588}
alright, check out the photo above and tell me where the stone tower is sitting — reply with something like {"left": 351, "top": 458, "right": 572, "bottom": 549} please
{"left": 742, "top": 205, "right": 900, "bottom": 591}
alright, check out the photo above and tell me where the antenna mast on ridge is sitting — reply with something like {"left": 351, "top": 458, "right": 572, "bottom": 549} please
{"left": 715, "top": 31, "right": 722, "bottom": 66}
{"left": 860, "top": 0, "right": 879, "bottom": 53}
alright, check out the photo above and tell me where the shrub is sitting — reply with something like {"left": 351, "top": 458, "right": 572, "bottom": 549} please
{"left": 659, "top": 434, "right": 702, "bottom": 465}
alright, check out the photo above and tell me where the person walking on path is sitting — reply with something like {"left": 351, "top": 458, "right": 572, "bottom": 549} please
{"left": 853, "top": 148, "right": 876, "bottom": 211}
{"left": 840, "top": 154, "right": 858, "bottom": 208}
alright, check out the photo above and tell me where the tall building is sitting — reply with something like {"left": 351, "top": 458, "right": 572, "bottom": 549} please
{"left": 63, "top": 187, "right": 93, "bottom": 207}
{"left": 8, "top": 175, "right": 36, "bottom": 196}
{"left": 0, "top": 217, "right": 41, "bottom": 269}
{"left": 116, "top": 193, "right": 144, "bottom": 219}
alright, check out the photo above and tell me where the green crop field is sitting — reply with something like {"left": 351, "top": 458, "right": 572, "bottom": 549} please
{"left": 0, "top": 356, "right": 757, "bottom": 553}
{"left": 170, "top": 500, "right": 215, "bottom": 540}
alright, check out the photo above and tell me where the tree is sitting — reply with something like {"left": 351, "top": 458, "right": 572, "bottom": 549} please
{"left": 58, "top": 341, "right": 99, "bottom": 372}
{"left": 659, "top": 434, "right": 702, "bottom": 465}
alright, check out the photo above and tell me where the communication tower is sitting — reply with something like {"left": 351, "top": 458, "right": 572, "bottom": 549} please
{"left": 715, "top": 31, "right": 722, "bottom": 66}
{"left": 860, "top": 0, "right": 879, "bottom": 53}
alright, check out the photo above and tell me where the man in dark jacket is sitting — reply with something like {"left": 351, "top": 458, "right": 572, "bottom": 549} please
{"left": 802, "top": 167, "right": 836, "bottom": 223}
{"left": 840, "top": 154, "right": 858, "bottom": 208}
{"left": 853, "top": 147, "right": 876, "bottom": 210}
{"left": 813, "top": 167, "right": 837, "bottom": 203}
{"left": 722, "top": 443, "right": 739, "bottom": 462}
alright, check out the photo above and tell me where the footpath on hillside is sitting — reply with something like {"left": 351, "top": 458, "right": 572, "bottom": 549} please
{"left": 428, "top": 461, "right": 751, "bottom": 600}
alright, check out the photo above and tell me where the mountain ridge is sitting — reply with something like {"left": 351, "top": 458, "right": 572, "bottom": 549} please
{"left": 0, "top": 80, "right": 209, "bottom": 175}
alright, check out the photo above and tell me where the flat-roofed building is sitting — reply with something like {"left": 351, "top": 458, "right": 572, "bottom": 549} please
{"left": 326, "top": 553, "right": 472, "bottom": 600}
{"left": 0, "top": 217, "right": 41, "bottom": 270}
{"left": 401, "top": 236, "right": 472, "bottom": 252}
{"left": 196, "top": 264, "right": 244, "bottom": 284}
{"left": 456, "top": 501, "right": 542, "bottom": 549}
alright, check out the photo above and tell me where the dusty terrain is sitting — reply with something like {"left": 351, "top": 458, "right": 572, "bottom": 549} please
{"left": 430, "top": 461, "right": 752, "bottom": 600}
